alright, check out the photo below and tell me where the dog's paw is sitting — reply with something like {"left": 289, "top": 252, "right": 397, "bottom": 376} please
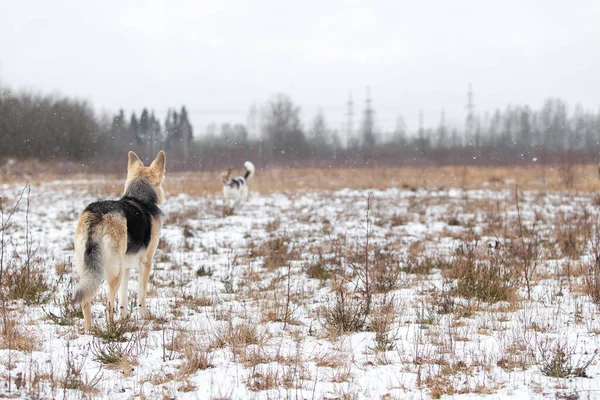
{"left": 139, "top": 306, "right": 151, "bottom": 319}
{"left": 119, "top": 308, "right": 130, "bottom": 320}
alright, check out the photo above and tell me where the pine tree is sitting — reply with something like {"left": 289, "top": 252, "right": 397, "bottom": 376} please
{"left": 129, "top": 112, "right": 141, "bottom": 145}
{"left": 113, "top": 109, "right": 125, "bottom": 129}
{"left": 179, "top": 106, "right": 193, "bottom": 164}
{"left": 140, "top": 108, "right": 150, "bottom": 141}
{"left": 149, "top": 111, "right": 162, "bottom": 155}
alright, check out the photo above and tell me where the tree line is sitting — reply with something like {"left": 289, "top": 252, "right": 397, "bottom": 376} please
{"left": 1, "top": 86, "right": 599, "bottom": 170}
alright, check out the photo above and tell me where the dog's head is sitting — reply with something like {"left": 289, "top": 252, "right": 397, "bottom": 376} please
{"left": 220, "top": 168, "right": 232, "bottom": 184}
{"left": 125, "top": 151, "right": 166, "bottom": 204}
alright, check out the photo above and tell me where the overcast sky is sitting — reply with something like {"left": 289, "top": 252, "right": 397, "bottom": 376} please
{"left": 1, "top": 0, "right": 599, "bottom": 138}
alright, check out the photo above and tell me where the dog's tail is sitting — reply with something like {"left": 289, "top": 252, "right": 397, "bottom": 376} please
{"left": 73, "top": 228, "right": 104, "bottom": 305}
{"left": 243, "top": 161, "right": 255, "bottom": 180}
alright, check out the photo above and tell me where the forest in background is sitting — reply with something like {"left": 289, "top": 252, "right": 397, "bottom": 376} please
{"left": 1, "top": 85, "right": 599, "bottom": 171}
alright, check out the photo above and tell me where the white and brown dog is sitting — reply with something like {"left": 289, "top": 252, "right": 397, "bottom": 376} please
{"left": 221, "top": 161, "right": 255, "bottom": 209}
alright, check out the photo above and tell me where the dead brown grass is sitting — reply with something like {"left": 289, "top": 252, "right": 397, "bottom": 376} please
{"left": 158, "top": 164, "right": 600, "bottom": 194}
{"left": 0, "top": 315, "right": 39, "bottom": 351}
{"left": 245, "top": 366, "right": 281, "bottom": 392}
{"left": 7, "top": 164, "right": 600, "bottom": 193}
{"left": 211, "top": 321, "right": 265, "bottom": 356}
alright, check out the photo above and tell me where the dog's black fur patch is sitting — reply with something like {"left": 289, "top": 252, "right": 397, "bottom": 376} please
{"left": 84, "top": 179, "right": 162, "bottom": 255}
{"left": 231, "top": 178, "right": 245, "bottom": 188}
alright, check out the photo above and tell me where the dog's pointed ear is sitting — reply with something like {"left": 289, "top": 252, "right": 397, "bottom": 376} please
{"left": 128, "top": 151, "right": 143, "bottom": 171}
{"left": 150, "top": 150, "right": 166, "bottom": 179}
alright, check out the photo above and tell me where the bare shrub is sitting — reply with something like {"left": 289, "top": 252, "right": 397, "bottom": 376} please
{"left": 537, "top": 340, "right": 593, "bottom": 378}
{"left": 1, "top": 185, "right": 51, "bottom": 305}
{"left": 61, "top": 342, "right": 102, "bottom": 395}
{"left": 326, "top": 195, "right": 377, "bottom": 318}
{"left": 444, "top": 243, "right": 518, "bottom": 303}
{"left": 45, "top": 292, "right": 83, "bottom": 326}
{"left": 321, "top": 286, "right": 368, "bottom": 335}
{"left": 511, "top": 186, "right": 543, "bottom": 299}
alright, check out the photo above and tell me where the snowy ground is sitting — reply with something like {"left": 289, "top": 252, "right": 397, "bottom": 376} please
{"left": 1, "top": 177, "right": 600, "bottom": 399}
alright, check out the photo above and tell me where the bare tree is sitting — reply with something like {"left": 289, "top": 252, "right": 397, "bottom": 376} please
{"left": 262, "top": 93, "right": 307, "bottom": 162}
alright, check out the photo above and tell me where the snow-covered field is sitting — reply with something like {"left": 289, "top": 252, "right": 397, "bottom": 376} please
{"left": 1, "top": 176, "right": 600, "bottom": 399}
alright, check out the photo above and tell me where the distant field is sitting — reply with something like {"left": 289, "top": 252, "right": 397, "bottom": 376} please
{"left": 3, "top": 161, "right": 600, "bottom": 193}
{"left": 1, "top": 167, "right": 600, "bottom": 398}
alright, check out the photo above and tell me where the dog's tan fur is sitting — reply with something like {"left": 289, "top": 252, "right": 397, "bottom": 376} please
{"left": 220, "top": 168, "right": 232, "bottom": 183}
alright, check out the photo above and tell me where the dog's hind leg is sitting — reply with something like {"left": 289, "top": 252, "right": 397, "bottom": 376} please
{"left": 107, "top": 225, "right": 127, "bottom": 327}
{"left": 118, "top": 266, "right": 130, "bottom": 320}
{"left": 104, "top": 244, "right": 124, "bottom": 329}
{"left": 82, "top": 297, "right": 92, "bottom": 332}
{"left": 138, "top": 258, "right": 151, "bottom": 318}
{"left": 106, "top": 269, "right": 121, "bottom": 329}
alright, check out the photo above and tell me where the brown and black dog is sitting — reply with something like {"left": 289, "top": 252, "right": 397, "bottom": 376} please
{"left": 73, "top": 151, "right": 166, "bottom": 331}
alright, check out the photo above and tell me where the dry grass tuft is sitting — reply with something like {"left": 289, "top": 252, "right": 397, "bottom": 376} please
{"left": 90, "top": 339, "right": 138, "bottom": 374}
{"left": 179, "top": 341, "right": 214, "bottom": 375}
{"left": 245, "top": 366, "right": 281, "bottom": 392}
{"left": 0, "top": 315, "right": 39, "bottom": 351}
{"left": 370, "top": 249, "right": 403, "bottom": 293}
{"left": 369, "top": 298, "right": 398, "bottom": 352}
{"left": 212, "top": 321, "right": 264, "bottom": 355}
{"left": 3, "top": 262, "right": 51, "bottom": 305}
{"left": 305, "top": 252, "right": 331, "bottom": 281}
